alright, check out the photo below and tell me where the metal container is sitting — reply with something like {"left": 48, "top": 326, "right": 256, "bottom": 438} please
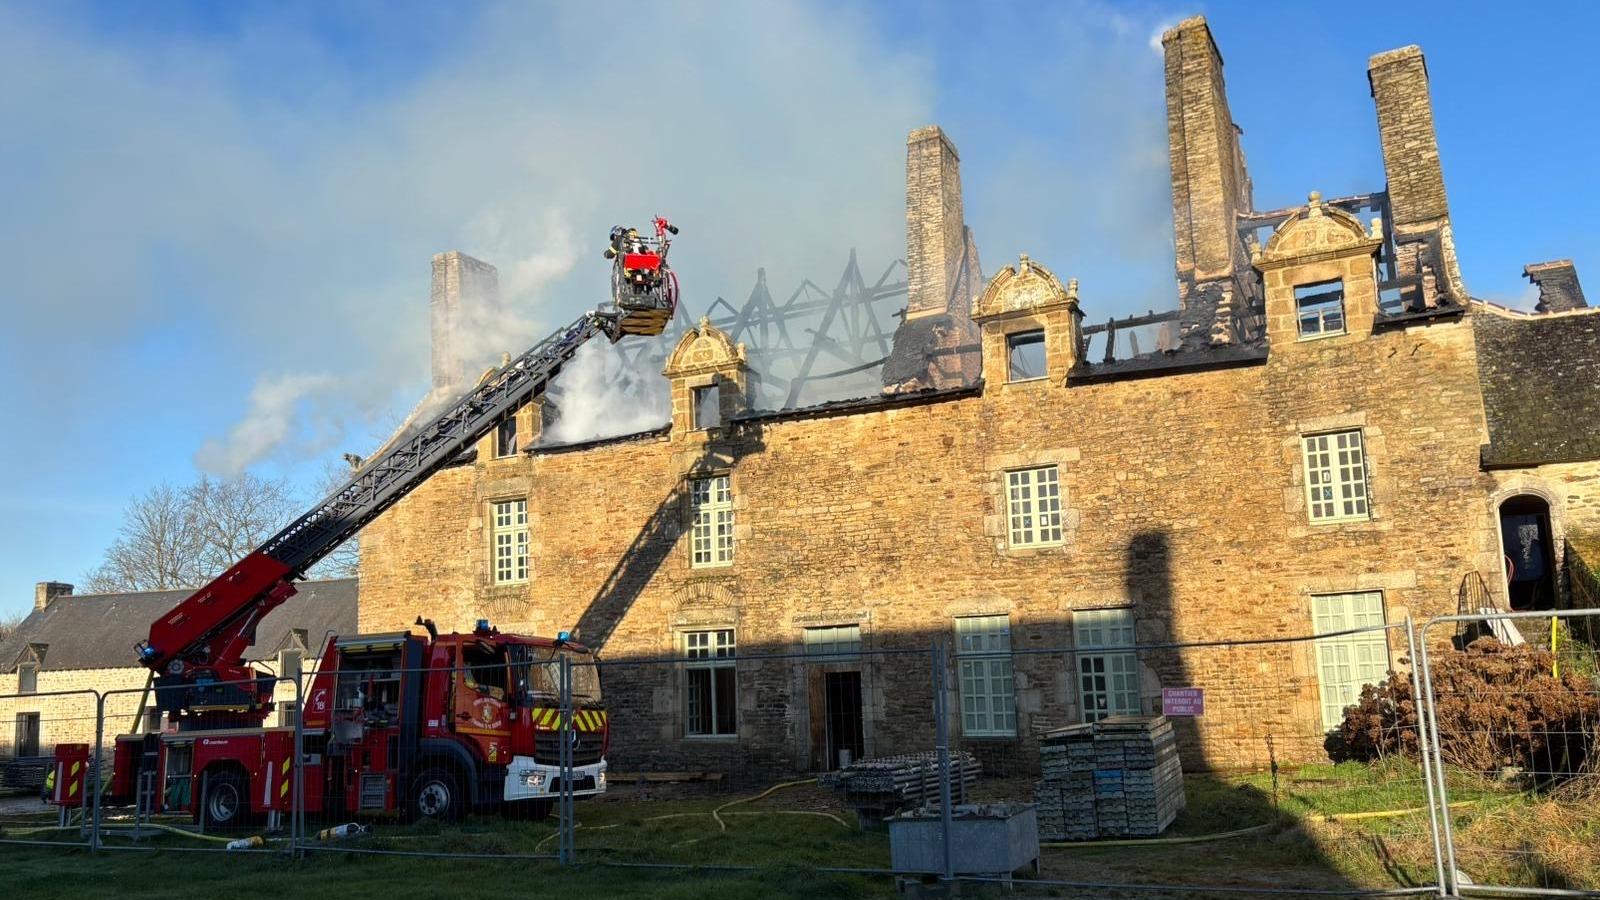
{"left": 887, "top": 803, "right": 1040, "bottom": 876}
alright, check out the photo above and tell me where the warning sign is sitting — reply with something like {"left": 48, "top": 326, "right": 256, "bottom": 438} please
{"left": 1161, "top": 687, "right": 1204, "bottom": 716}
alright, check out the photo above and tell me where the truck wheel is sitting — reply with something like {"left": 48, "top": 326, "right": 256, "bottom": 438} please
{"left": 201, "top": 771, "right": 248, "bottom": 828}
{"left": 411, "top": 768, "right": 462, "bottom": 823}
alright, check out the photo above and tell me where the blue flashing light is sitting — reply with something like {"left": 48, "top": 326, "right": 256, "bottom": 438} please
{"left": 476, "top": 618, "right": 491, "bottom": 632}
{"left": 138, "top": 644, "right": 158, "bottom": 661}
{"left": 557, "top": 630, "right": 571, "bottom": 642}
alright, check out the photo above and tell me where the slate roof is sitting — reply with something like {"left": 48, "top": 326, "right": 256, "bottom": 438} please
{"left": 0, "top": 578, "right": 357, "bottom": 673}
{"left": 1474, "top": 305, "right": 1600, "bottom": 467}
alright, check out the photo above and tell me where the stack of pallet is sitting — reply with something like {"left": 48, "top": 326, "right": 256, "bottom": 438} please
{"left": 819, "top": 751, "right": 981, "bottom": 824}
{"left": 1034, "top": 716, "right": 1184, "bottom": 840}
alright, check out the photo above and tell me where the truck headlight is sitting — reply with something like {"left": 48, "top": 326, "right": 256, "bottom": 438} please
{"left": 519, "top": 769, "right": 546, "bottom": 787}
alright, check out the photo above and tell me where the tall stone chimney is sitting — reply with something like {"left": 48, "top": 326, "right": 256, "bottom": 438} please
{"left": 1368, "top": 47, "right": 1448, "bottom": 228}
{"left": 430, "top": 251, "right": 501, "bottom": 393}
{"left": 35, "top": 581, "right": 72, "bottom": 611}
{"left": 882, "top": 126, "right": 983, "bottom": 394}
{"left": 1162, "top": 16, "right": 1255, "bottom": 348}
{"left": 1368, "top": 45, "right": 1466, "bottom": 305}
{"left": 905, "top": 126, "right": 970, "bottom": 319}
{"left": 1525, "top": 260, "right": 1589, "bottom": 313}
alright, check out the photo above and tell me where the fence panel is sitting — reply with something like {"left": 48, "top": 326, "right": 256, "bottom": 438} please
{"left": 287, "top": 660, "right": 560, "bottom": 863}
{"left": 955, "top": 624, "right": 1441, "bottom": 896}
{"left": 89, "top": 675, "right": 301, "bottom": 855}
{"left": 1419, "top": 608, "right": 1600, "bottom": 896}
{"left": 0, "top": 689, "right": 102, "bottom": 848}
{"left": 556, "top": 645, "right": 939, "bottom": 878}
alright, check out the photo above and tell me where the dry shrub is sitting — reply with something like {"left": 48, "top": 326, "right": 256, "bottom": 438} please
{"left": 1335, "top": 638, "right": 1600, "bottom": 779}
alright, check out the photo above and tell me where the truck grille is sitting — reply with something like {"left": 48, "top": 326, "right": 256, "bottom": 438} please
{"left": 534, "top": 731, "right": 604, "bottom": 767}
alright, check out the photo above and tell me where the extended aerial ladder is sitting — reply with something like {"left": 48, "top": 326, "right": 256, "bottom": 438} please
{"left": 136, "top": 242, "right": 679, "bottom": 727}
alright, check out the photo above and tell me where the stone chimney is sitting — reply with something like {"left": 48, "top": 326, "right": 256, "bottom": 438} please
{"left": 905, "top": 126, "right": 969, "bottom": 319}
{"left": 430, "top": 251, "right": 501, "bottom": 393}
{"left": 882, "top": 127, "right": 983, "bottom": 394}
{"left": 34, "top": 581, "right": 72, "bottom": 611}
{"left": 1368, "top": 47, "right": 1448, "bottom": 228}
{"left": 1525, "top": 260, "right": 1589, "bottom": 313}
{"left": 1368, "top": 45, "right": 1466, "bottom": 306}
{"left": 1161, "top": 16, "right": 1255, "bottom": 349}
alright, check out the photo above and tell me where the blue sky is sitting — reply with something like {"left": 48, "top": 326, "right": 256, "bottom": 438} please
{"left": 2, "top": 0, "right": 1596, "bottom": 620}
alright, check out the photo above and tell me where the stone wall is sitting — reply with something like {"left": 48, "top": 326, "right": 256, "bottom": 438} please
{"left": 361, "top": 298, "right": 1503, "bottom": 772}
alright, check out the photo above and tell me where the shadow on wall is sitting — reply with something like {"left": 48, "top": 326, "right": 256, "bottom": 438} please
{"left": 573, "top": 419, "right": 767, "bottom": 648}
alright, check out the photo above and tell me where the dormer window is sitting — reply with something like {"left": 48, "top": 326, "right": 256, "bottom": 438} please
{"left": 1006, "top": 330, "right": 1046, "bottom": 382}
{"left": 693, "top": 385, "right": 721, "bottom": 430}
{"left": 18, "top": 661, "right": 37, "bottom": 694}
{"left": 494, "top": 416, "right": 519, "bottom": 458}
{"left": 1295, "top": 280, "right": 1346, "bottom": 338}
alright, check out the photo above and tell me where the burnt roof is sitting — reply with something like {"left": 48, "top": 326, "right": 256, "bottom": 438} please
{"left": 1475, "top": 306, "right": 1600, "bottom": 467}
{"left": 0, "top": 578, "right": 357, "bottom": 673}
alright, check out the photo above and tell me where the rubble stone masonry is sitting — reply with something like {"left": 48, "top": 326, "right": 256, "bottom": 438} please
{"left": 361, "top": 302, "right": 1503, "bottom": 772}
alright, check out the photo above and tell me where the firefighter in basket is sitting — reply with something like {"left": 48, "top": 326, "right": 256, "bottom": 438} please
{"left": 603, "top": 217, "right": 680, "bottom": 315}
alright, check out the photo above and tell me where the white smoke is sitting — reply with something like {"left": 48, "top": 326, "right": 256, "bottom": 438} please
{"left": 542, "top": 340, "right": 671, "bottom": 445}
{"left": 195, "top": 373, "right": 340, "bottom": 476}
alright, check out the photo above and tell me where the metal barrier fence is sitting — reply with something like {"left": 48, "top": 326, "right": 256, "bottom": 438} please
{"left": 1417, "top": 608, "right": 1600, "bottom": 897}
{"left": 0, "top": 688, "right": 102, "bottom": 849}
{"left": 2, "top": 612, "right": 1599, "bottom": 899}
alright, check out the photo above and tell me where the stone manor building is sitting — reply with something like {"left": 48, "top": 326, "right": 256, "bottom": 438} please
{"left": 356, "top": 18, "right": 1600, "bottom": 773}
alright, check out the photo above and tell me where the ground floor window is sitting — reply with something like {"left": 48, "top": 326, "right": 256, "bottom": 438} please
{"left": 684, "top": 629, "right": 737, "bottom": 737}
{"left": 956, "top": 615, "right": 1016, "bottom": 737}
{"left": 1311, "top": 591, "right": 1389, "bottom": 730}
{"left": 1074, "top": 608, "right": 1139, "bottom": 722}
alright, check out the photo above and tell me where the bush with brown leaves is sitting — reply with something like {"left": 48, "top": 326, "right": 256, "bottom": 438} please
{"left": 1334, "top": 638, "right": 1600, "bottom": 779}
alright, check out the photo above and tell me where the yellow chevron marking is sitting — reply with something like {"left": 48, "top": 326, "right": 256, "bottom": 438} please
{"left": 280, "top": 780, "right": 289, "bottom": 799}
{"left": 280, "top": 758, "right": 291, "bottom": 776}
{"left": 71, "top": 762, "right": 81, "bottom": 776}
{"left": 69, "top": 782, "right": 79, "bottom": 797}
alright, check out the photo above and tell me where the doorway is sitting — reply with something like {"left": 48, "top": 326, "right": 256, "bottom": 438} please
{"left": 822, "top": 671, "right": 864, "bottom": 771}
{"left": 1500, "top": 494, "right": 1556, "bottom": 610}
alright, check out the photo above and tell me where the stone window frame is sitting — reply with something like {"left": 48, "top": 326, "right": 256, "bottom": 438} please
{"left": 1293, "top": 278, "right": 1348, "bottom": 341}
{"left": 1308, "top": 590, "right": 1391, "bottom": 731}
{"left": 1004, "top": 328, "right": 1048, "bottom": 383}
{"left": 984, "top": 448, "right": 1080, "bottom": 556}
{"left": 1301, "top": 429, "right": 1371, "bottom": 524}
{"left": 688, "top": 473, "right": 735, "bottom": 569}
{"left": 489, "top": 497, "right": 531, "bottom": 584}
{"left": 1004, "top": 465, "right": 1065, "bottom": 548}
{"left": 691, "top": 384, "right": 721, "bottom": 431}
{"left": 1283, "top": 413, "right": 1392, "bottom": 534}
{"left": 1072, "top": 607, "right": 1140, "bottom": 722}
{"left": 954, "top": 614, "right": 1017, "bottom": 738}
{"left": 681, "top": 627, "right": 739, "bottom": 740}
{"left": 493, "top": 416, "right": 519, "bottom": 459}
{"left": 987, "top": 314, "right": 1057, "bottom": 392}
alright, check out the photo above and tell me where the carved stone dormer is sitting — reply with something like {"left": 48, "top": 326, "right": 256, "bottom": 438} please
{"left": 663, "top": 318, "right": 749, "bottom": 438}
{"left": 1252, "top": 191, "right": 1383, "bottom": 345}
{"left": 972, "top": 254, "right": 1082, "bottom": 387}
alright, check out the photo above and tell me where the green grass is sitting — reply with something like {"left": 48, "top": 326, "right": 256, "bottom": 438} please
{"left": 4, "top": 762, "right": 1593, "bottom": 897}
{"left": 0, "top": 847, "right": 889, "bottom": 900}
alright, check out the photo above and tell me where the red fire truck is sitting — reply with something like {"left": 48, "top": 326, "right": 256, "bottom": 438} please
{"left": 65, "top": 229, "right": 679, "bottom": 826}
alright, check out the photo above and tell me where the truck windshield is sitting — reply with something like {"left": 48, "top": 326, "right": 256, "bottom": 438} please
{"left": 517, "top": 647, "right": 602, "bottom": 703}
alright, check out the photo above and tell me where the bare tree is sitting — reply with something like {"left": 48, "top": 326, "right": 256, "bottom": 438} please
{"left": 0, "top": 610, "right": 25, "bottom": 642}
{"left": 84, "top": 474, "right": 299, "bottom": 593}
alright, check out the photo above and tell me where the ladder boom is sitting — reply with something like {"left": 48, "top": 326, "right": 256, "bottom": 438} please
{"left": 138, "top": 309, "right": 626, "bottom": 693}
